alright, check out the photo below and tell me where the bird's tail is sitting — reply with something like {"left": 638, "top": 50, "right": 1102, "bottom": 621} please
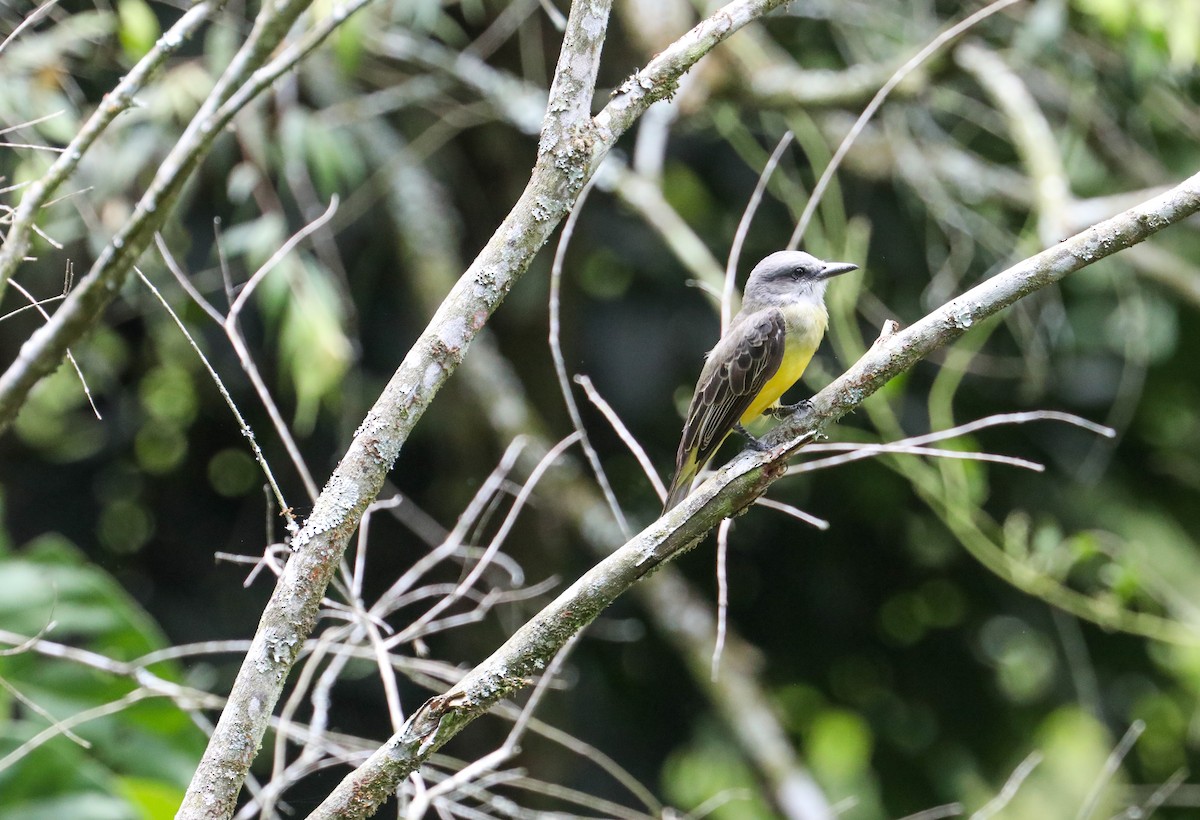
{"left": 662, "top": 451, "right": 699, "bottom": 512}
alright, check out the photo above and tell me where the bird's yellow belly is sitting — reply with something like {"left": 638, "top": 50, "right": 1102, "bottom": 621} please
{"left": 739, "top": 307, "right": 826, "bottom": 424}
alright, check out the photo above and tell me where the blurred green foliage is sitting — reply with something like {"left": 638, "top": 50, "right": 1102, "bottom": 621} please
{"left": 0, "top": 532, "right": 205, "bottom": 819}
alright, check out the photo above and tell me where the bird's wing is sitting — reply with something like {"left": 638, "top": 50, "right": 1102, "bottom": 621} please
{"left": 676, "top": 309, "right": 786, "bottom": 473}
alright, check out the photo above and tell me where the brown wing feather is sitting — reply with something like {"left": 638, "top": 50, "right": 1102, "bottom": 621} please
{"left": 676, "top": 310, "right": 786, "bottom": 473}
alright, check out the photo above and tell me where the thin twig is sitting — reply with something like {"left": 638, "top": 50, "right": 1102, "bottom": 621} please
{"left": 395, "top": 433, "right": 580, "bottom": 644}
{"left": 0, "top": 674, "right": 91, "bottom": 749}
{"left": 0, "top": 0, "right": 62, "bottom": 57}
{"left": 0, "top": 110, "right": 65, "bottom": 137}
{"left": 7, "top": 277, "right": 98, "bottom": 419}
{"left": 0, "top": 691, "right": 155, "bottom": 772}
{"left": 724, "top": 132, "right": 794, "bottom": 332}
{"left": 788, "top": 442, "right": 1045, "bottom": 474}
{"left": 1114, "top": 768, "right": 1188, "bottom": 819}
{"left": 788, "top": 0, "right": 1023, "bottom": 248}
{"left": 971, "top": 751, "right": 1042, "bottom": 820}
{"left": 1077, "top": 722, "right": 1146, "bottom": 820}
{"left": 548, "top": 176, "right": 630, "bottom": 537}
{"left": 575, "top": 374, "right": 668, "bottom": 502}
{"left": 225, "top": 195, "right": 339, "bottom": 322}
{"left": 785, "top": 410, "right": 1115, "bottom": 475}
{"left": 219, "top": 198, "right": 339, "bottom": 503}
{"left": 711, "top": 519, "right": 732, "bottom": 681}
{"left": 753, "top": 497, "right": 829, "bottom": 530}
{"left": 133, "top": 267, "right": 296, "bottom": 533}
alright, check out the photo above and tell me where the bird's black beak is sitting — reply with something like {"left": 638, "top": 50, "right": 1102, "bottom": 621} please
{"left": 819, "top": 261, "right": 859, "bottom": 280}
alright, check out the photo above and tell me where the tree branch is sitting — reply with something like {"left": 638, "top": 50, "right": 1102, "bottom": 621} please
{"left": 309, "top": 167, "right": 1200, "bottom": 819}
{"left": 0, "top": 0, "right": 227, "bottom": 302}
{"left": 0, "top": 0, "right": 319, "bottom": 431}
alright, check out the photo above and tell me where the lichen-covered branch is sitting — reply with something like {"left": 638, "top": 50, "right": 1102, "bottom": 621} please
{"left": 784, "top": 171, "right": 1200, "bottom": 440}
{"left": 0, "top": 0, "right": 227, "bottom": 303}
{"left": 0, "top": 0, "right": 318, "bottom": 431}
{"left": 593, "top": 0, "right": 792, "bottom": 158}
{"left": 309, "top": 167, "right": 1200, "bottom": 819}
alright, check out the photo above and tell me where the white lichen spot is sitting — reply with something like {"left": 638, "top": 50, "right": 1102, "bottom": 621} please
{"left": 354, "top": 411, "right": 388, "bottom": 440}
{"left": 571, "top": 52, "right": 592, "bottom": 78}
{"left": 1074, "top": 233, "right": 1102, "bottom": 262}
{"left": 947, "top": 306, "right": 974, "bottom": 330}
{"left": 292, "top": 473, "right": 360, "bottom": 551}
{"left": 1143, "top": 212, "right": 1167, "bottom": 230}
{"left": 441, "top": 315, "right": 468, "bottom": 351}
{"left": 473, "top": 268, "right": 497, "bottom": 299}
{"left": 423, "top": 361, "right": 442, "bottom": 390}
{"left": 530, "top": 201, "right": 551, "bottom": 222}
{"left": 580, "top": 8, "right": 605, "bottom": 39}
{"left": 538, "top": 128, "right": 559, "bottom": 156}
{"left": 259, "top": 628, "right": 299, "bottom": 679}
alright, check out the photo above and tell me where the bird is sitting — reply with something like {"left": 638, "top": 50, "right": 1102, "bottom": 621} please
{"left": 663, "top": 250, "right": 858, "bottom": 511}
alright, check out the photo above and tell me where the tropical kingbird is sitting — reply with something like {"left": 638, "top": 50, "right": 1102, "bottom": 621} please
{"left": 663, "top": 250, "right": 858, "bottom": 511}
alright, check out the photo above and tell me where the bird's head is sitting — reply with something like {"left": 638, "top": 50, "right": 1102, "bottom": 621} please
{"left": 742, "top": 251, "right": 858, "bottom": 308}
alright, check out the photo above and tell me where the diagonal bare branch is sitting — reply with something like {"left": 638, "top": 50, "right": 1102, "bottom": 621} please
{"left": 310, "top": 165, "right": 1200, "bottom": 820}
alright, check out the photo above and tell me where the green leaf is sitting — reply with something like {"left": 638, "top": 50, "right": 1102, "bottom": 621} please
{"left": 807, "top": 709, "right": 873, "bottom": 781}
{"left": 279, "top": 259, "right": 353, "bottom": 434}
{"left": 1074, "top": 0, "right": 1133, "bottom": 36}
{"left": 117, "top": 776, "right": 186, "bottom": 820}
{"left": 662, "top": 726, "right": 773, "bottom": 819}
{"left": 208, "top": 448, "right": 259, "bottom": 497}
{"left": 117, "top": 0, "right": 160, "bottom": 60}
{"left": 333, "top": 6, "right": 367, "bottom": 75}
{"left": 0, "top": 537, "right": 204, "bottom": 817}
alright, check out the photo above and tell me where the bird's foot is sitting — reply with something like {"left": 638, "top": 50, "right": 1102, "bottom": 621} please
{"left": 735, "top": 423, "right": 771, "bottom": 452}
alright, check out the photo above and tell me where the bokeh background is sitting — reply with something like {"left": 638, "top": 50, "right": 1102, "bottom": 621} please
{"left": 2, "top": 0, "right": 1200, "bottom": 817}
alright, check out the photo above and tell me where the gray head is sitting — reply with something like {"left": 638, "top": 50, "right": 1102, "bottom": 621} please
{"left": 742, "top": 250, "right": 858, "bottom": 310}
